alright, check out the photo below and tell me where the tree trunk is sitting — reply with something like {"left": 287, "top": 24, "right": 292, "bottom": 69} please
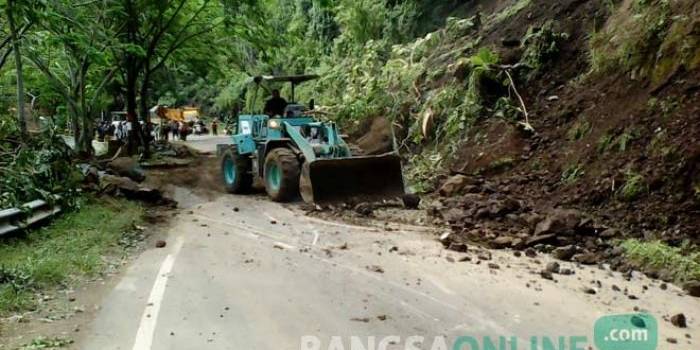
{"left": 139, "top": 69, "right": 152, "bottom": 157}
{"left": 6, "top": 1, "right": 27, "bottom": 138}
{"left": 123, "top": 0, "right": 148, "bottom": 157}
{"left": 69, "top": 102, "right": 80, "bottom": 146}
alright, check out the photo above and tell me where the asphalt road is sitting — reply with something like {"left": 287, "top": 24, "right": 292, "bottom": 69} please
{"left": 74, "top": 136, "right": 699, "bottom": 350}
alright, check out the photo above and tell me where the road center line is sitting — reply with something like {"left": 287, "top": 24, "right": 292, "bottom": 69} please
{"left": 131, "top": 236, "right": 184, "bottom": 350}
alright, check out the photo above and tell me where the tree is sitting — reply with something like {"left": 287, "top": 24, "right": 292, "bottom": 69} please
{"left": 112, "top": 0, "right": 222, "bottom": 156}
{"left": 3, "top": 0, "right": 28, "bottom": 138}
{"left": 25, "top": 0, "right": 119, "bottom": 156}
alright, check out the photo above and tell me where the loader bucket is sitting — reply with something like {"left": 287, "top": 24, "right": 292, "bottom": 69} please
{"left": 300, "top": 154, "right": 405, "bottom": 204}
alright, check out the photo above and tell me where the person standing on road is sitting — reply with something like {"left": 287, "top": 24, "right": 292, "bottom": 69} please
{"left": 171, "top": 121, "right": 179, "bottom": 139}
{"left": 211, "top": 120, "right": 218, "bottom": 135}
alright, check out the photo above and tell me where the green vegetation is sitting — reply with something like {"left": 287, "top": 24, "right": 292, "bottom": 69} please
{"left": 618, "top": 171, "right": 646, "bottom": 201}
{"left": 597, "top": 133, "right": 614, "bottom": 154}
{"left": 520, "top": 20, "right": 569, "bottom": 80}
{"left": 0, "top": 123, "right": 81, "bottom": 209}
{"left": 0, "top": 196, "right": 143, "bottom": 314}
{"left": 561, "top": 163, "right": 585, "bottom": 184}
{"left": 19, "top": 337, "right": 73, "bottom": 350}
{"left": 589, "top": 0, "right": 700, "bottom": 83}
{"left": 615, "top": 129, "right": 639, "bottom": 152}
{"left": 622, "top": 239, "right": 700, "bottom": 283}
{"left": 567, "top": 119, "right": 591, "bottom": 141}
{"left": 490, "top": 0, "right": 532, "bottom": 25}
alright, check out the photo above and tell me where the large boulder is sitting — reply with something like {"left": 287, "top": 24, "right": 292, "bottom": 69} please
{"left": 683, "top": 281, "right": 700, "bottom": 297}
{"left": 108, "top": 157, "right": 146, "bottom": 182}
{"left": 100, "top": 174, "right": 169, "bottom": 204}
{"left": 534, "top": 209, "right": 583, "bottom": 236}
{"left": 439, "top": 175, "right": 471, "bottom": 196}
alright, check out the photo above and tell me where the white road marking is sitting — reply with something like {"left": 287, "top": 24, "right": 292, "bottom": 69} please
{"left": 274, "top": 241, "right": 296, "bottom": 250}
{"left": 263, "top": 211, "right": 280, "bottom": 223}
{"left": 303, "top": 216, "right": 381, "bottom": 232}
{"left": 425, "top": 275, "right": 456, "bottom": 295}
{"left": 131, "top": 236, "right": 184, "bottom": 350}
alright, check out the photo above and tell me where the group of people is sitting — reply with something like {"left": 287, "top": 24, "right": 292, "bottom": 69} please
{"left": 95, "top": 118, "right": 220, "bottom": 144}
{"left": 154, "top": 120, "right": 219, "bottom": 141}
{"left": 96, "top": 120, "right": 134, "bottom": 142}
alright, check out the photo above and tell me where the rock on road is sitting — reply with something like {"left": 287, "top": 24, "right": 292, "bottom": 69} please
{"left": 74, "top": 136, "right": 699, "bottom": 350}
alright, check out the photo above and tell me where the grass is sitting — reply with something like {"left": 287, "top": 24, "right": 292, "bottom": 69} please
{"left": 561, "top": 163, "right": 585, "bottom": 184}
{"left": 490, "top": 0, "right": 532, "bottom": 25}
{"left": 618, "top": 171, "right": 646, "bottom": 201}
{"left": 567, "top": 120, "right": 592, "bottom": 141}
{"left": 19, "top": 337, "right": 74, "bottom": 349}
{"left": 622, "top": 239, "right": 700, "bottom": 283}
{"left": 597, "top": 134, "right": 614, "bottom": 154}
{"left": 0, "top": 196, "right": 144, "bottom": 315}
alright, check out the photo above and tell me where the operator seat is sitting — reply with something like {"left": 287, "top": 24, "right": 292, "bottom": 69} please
{"left": 284, "top": 104, "right": 305, "bottom": 118}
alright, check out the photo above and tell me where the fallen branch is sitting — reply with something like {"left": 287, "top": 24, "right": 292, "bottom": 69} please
{"left": 502, "top": 69, "right": 534, "bottom": 132}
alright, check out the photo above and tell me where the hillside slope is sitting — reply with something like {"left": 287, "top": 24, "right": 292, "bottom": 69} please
{"left": 312, "top": 0, "right": 699, "bottom": 282}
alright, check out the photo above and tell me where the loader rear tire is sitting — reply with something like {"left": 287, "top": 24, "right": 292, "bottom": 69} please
{"left": 221, "top": 147, "right": 252, "bottom": 194}
{"left": 264, "top": 148, "right": 300, "bottom": 202}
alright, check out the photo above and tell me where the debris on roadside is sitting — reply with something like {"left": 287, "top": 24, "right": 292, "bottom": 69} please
{"left": 670, "top": 313, "right": 687, "bottom": 328}
{"left": 107, "top": 157, "right": 146, "bottom": 182}
{"left": 366, "top": 265, "right": 384, "bottom": 273}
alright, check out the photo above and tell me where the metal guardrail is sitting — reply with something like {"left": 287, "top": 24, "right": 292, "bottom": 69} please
{"left": 0, "top": 199, "right": 62, "bottom": 236}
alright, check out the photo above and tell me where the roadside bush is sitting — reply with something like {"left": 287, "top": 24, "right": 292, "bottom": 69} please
{"left": 0, "top": 121, "right": 81, "bottom": 209}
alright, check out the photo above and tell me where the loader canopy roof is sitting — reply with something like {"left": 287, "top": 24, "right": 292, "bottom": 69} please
{"left": 249, "top": 74, "right": 319, "bottom": 85}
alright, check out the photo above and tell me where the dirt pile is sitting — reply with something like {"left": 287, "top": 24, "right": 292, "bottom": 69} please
{"left": 343, "top": 0, "right": 700, "bottom": 284}
{"left": 430, "top": 173, "right": 629, "bottom": 269}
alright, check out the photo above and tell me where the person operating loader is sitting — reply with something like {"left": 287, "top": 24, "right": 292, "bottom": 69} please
{"left": 264, "top": 89, "right": 287, "bottom": 117}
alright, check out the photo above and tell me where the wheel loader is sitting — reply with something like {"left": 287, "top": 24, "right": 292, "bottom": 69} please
{"left": 217, "top": 75, "right": 404, "bottom": 203}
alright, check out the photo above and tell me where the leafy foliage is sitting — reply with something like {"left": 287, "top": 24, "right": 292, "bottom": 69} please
{"left": 0, "top": 120, "right": 80, "bottom": 209}
{"left": 622, "top": 239, "right": 700, "bottom": 283}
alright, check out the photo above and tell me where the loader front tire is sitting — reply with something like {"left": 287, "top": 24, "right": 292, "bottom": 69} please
{"left": 264, "top": 148, "right": 300, "bottom": 202}
{"left": 221, "top": 147, "right": 252, "bottom": 194}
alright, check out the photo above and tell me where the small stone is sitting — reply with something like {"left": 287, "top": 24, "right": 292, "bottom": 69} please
{"left": 377, "top": 315, "right": 387, "bottom": 321}
{"left": 660, "top": 283, "right": 668, "bottom": 290}
{"left": 270, "top": 220, "right": 277, "bottom": 225}
{"left": 612, "top": 285, "right": 621, "bottom": 292}
{"left": 540, "top": 271, "right": 554, "bottom": 280}
{"left": 488, "top": 263, "right": 500, "bottom": 270}
{"left": 559, "top": 268, "right": 574, "bottom": 275}
{"left": 155, "top": 240, "right": 167, "bottom": 248}
{"left": 545, "top": 262, "right": 561, "bottom": 274}
{"left": 367, "top": 265, "right": 384, "bottom": 273}
{"left": 572, "top": 252, "right": 599, "bottom": 265}
{"left": 477, "top": 252, "right": 492, "bottom": 261}
{"left": 670, "top": 313, "right": 687, "bottom": 328}
{"left": 525, "top": 248, "right": 537, "bottom": 258}
{"left": 401, "top": 194, "right": 421, "bottom": 209}
{"left": 552, "top": 245, "right": 576, "bottom": 261}
{"left": 582, "top": 287, "right": 597, "bottom": 295}
{"left": 666, "top": 337, "right": 678, "bottom": 344}
{"left": 233, "top": 207, "right": 239, "bottom": 212}
{"left": 448, "top": 242, "right": 468, "bottom": 252}
{"left": 458, "top": 256, "right": 472, "bottom": 262}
